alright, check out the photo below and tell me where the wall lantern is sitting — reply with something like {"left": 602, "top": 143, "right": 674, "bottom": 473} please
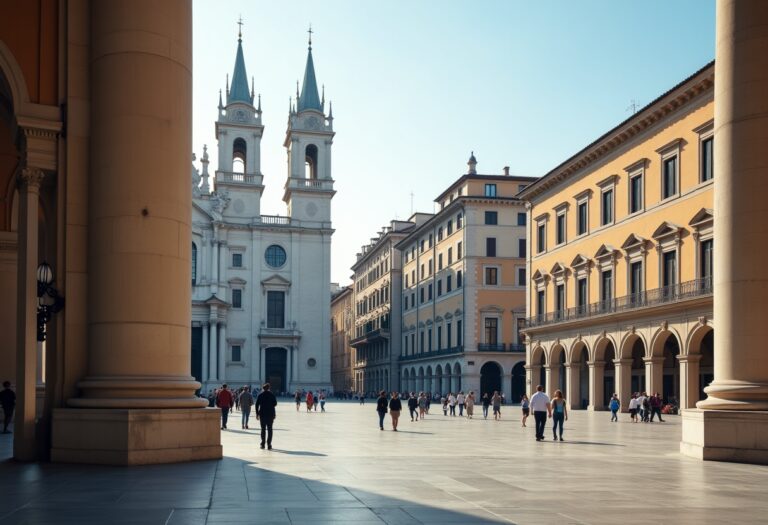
{"left": 37, "top": 261, "right": 65, "bottom": 341}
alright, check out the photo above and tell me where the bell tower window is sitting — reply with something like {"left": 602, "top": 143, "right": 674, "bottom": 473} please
{"left": 233, "top": 137, "right": 247, "bottom": 174}
{"left": 305, "top": 144, "right": 318, "bottom": 179}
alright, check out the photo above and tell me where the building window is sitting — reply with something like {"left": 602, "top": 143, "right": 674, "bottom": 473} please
{"left": 556, "top": 212, "right": 566, "bottom": 245}
{"left": 429, "top": 259, "right": 433, "bottom": 276}
{"left": 447, "top": 274, "right": 452, "bottom": 292}
{"left": 457, "top": 213, "right": 463, "bottom": 228}
{"left": 428, "top": 283, "right": 433, "bottom": 300}
{"left": 517, "top": 267, "right": 526, "bottom": 286}
{"left": 420, "top": 287, "right": 425, "bottom": 304}
{"left": 265, "top": 245, "right": 287, "bottom": 268}
{"left": 601, "top": 189, "right": 613, "bottom": 226}
{"left": 457, "top": 320, "right": 463, "bottom": 346}
{"left": 428, "top": 329, "right": 432, "bottom": 351}
{"left": 517, "top": 212, "right": 527, "bottom": 226}
{"left": 629, "top": 172, "right": 643, "bottom": 214}
{"left": 232, "top": 288, "right": 242, "bottom": 309}
{"left": 555, "top": 284, "right": 565, "bottom": 315}
{"left": 429, "top": 234, "right": 433, "bottom": 248}
{"left": 485, "top": 211, "right": 498, "bottom": 225}
{"left": 267, "top": 291, "right": 285, "bottom": 328}
{"left": 577, "top": 201, "right": 588, "bottom": 236}
{"left": 457, "top": 270, "right": 463, "bottom": 288}
{"left": 700, "top": 239, "right": 713, "bottom": 283}
{"left": 437, "top": 326, "right": 442, "bottom": 350}
{"left": 447, "top": 322, "right": 452, "bottom": 348}
{"left": 438, "top": 253, "right": 443, "bottom": 270}
{"left": 420, "top": 264, "right": 425, "bottom": 279}
{"left": 437, "top": 279, "right": 443, "bottom": 296}
{"left": 701, "top": 136, "right": 714, "bottom": 182}
{"left": 404, "top": 295, "right": 408, "bottom": 310}
{"left": 662, "top": 156, "right": 678, "bottom": 199}
{"left": 484, "top": 318, "right": 498, "bottom": 345}
{"left": 536, "top": 223, "right": 546, "bottom": 254}
{"left": 576, "top": 278, "right": 587, "bottom": 311}
{"left": 438, "top": 227, "right": 443, "bottom": 241}
{"left": 485, "top": 184, "right": 497, "bottom": 197}
{"left": 232, "top": 252, "right": 243, "bottom": 267}
{"left": 483, "top": 237, "right": 496, "bottom": 257}
{"left": 536, "top": 289, "right": 545, "bottom": 317}
{"left": 630, "top": 261, "right": 643, "bottom": 302}
{"left": 600, "top": 270, "right": 613, "bottom": 307}
{"left": 519, "top": 238, "right": 526, "bottom": 258}
{"left": 457, "top": 242, "right": 462, "bottom": 260}
{"left": 420, "top": 331, "right": 424, "bottom": 353}
{"left": 485, "top": 267, "right": 498, "bottom": 285}
{"left": 420, "top": 240, "right": 425, "bottom": 253}
{"left": 411, "top": 334, "right": 415, "bottom": 354}
{"left": 447, "top": 220, "right": 453, "bottom": 235}
{"left": 231, "top": 345, "right": 242, "bottom": 362}
{"left": 191, "top": 242, "right": 197, "bottom": 285}
{"left": 662, "top": 250, "right": 677, "bottom": 289}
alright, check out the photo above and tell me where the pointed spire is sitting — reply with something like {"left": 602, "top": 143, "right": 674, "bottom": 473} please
{"left": 257, "top": 93, "right": 262, "bottom": 113}
{"left": 328, "top": 101, "right": 333, "bottom": 121}
{"left": 218, "top": 89, "right": 223, "bottom": 110}
{"left": 467, "top": 151, "right": 478, "bottom": 175}
{"left": 227, "top": 20, "right": 253, "bottom": 105}
{"left": 251, "top": 76, "right": 255, "bottom": 99}
{"left": 321, "top": 84, "right": 325, "bottom": 109}
{"left": 298, "top": 26, "right": 323, "bottom": 112}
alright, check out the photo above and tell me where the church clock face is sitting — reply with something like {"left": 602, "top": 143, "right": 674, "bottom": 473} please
{"left": 306, "top": 116, "right": 320, "bottom": 129}
{"left": 235, "top": 110, "right": 247, "bottom": 122}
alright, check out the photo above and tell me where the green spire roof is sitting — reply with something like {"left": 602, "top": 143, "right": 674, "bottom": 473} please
{"left": 228, "top": 37, "right": 253, "bottom": 105}
{"left": 298, "top": 47, "right": 322, "bottom": 112}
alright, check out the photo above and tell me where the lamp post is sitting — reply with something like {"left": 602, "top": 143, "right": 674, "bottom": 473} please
{"left": 36, "top": 261, "right": 64, "bottom": 342}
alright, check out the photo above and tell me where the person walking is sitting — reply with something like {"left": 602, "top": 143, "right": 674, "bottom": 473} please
{"left": 295, "top": 390, "right": 302, "bottom": 411}
{"left": 0, "top": 381, "right": 15, "bottom": 434}
{"left": 389, "top": 391, "right": 402, "bottom": 431}
{"left": 521, "top": 394, "right": 530, "bottom": 427}
{"left": 551, "top": 390, "right": 568, "bottom": 441}
{"left": 628, "top": 393, "right": 639, "bottom": 422}
{"left": 457, "top": 391, "right": 466, "bottom": 417}
{"left": 481, "top": 393, "right": 490, "bottom": 419}
{"left": 216, "top": 384, "right": 234, "bottom": 430}
{"left": 448, "top": 392, "right": 457, "bottom": 416}
{"left": 255, "top": 383, "right": 277, "bottom": 450}
{"left": 425, "top": 393, "right": 431, "bottom": 414}
{"left": 418, "top": 392, "right": 428, "bottom": 420}
{"left": 530, "top": 385, "right": 551, "bottom": 441}
{"left": 407, "top": 393, "right": 418, "bottom": 421}
{"left": 441, "top": 395, "right": 448, "bottom": 416}
{"left": 313, "top": 392, "right": 319, "bottom": 411}
{"left": 359, "top": 392, "right": 365, "bottom": 405}
{"left": 491, "top": 391, "right": 502, "bottom": 420}
{"left": 306, "top": 391, "right": 314, "bottom": 412}
{"left": 465, "top": 391, "right": 475, "bottom": 419}
{"left": 376, "top": 390, "right": 388, "bottom": 430}
{"left": 319, "top": 391, "right": 326, "bottom": 412}
{"left": 239, "top": 386, "right": 254, "bottom": 429}
{"left": 650, "top": 392, "right": 665, "bottom": 422}
{"left": 609, "top": 393, "right": 620, "bottom": 422}
{"left": 637, "top": 391, "right": 648, "bottom": 422}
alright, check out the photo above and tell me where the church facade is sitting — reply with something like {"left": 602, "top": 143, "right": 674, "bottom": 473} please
{"left": 190, "top": 32, "right": 335, "bottom": 395}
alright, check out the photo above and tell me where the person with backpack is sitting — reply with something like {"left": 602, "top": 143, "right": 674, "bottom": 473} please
{"left": 609, "top": 393, "right": 620, "bottom": 422}
{"left": 407, "top": 392, "right": 418, "bottom": 421}
{"left": 551, "top": 389, "right": 568, "bottom": 441}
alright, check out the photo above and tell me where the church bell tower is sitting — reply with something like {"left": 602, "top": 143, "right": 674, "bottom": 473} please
{"left": 283, "top": 28, "right": 335, "bottom": 224}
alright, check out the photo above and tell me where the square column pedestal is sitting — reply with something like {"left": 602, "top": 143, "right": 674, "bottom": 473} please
{"left": 51, "top": 408, "right": 223, "bottom": 465}
{"left": 681, "top": 409, "right": 768, "bottom": 465}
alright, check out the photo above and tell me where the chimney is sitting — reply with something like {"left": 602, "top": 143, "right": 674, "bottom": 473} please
{"left": 503, "top": 166, "right": 510, "bottom": 176}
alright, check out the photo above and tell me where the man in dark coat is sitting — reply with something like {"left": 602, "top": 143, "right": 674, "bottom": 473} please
{"left": 255, "top": 382, "right": 278, "bottom": 450}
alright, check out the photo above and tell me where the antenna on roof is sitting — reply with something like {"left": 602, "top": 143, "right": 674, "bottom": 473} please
{"left": 410, "top": 191, "right": 414, "bottom": 216}
{"left": 627, "top": 99, "right": 641, "bottom": 114}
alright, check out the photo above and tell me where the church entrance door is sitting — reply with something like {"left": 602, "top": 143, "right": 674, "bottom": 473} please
{"left": 265, "top": 347, "right": 288, "bottom": 393}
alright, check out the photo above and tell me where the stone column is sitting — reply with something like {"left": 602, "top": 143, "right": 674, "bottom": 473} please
{"left": 682, "top": 1, "right": 768, "bottom": 464}
{"left": 208, "top": 321, "right": 218, "bottom": 382}
{"left": 644, "top": 357, "right": 663, "bottom": 395}
{"left": 544, "top": 366, "right": 553, "bottom": 396}
{"left": 525, "top": 365, "right": 539, "bottom": 396}
{"left": 218, "top": 323, "right": 227, "bottom": 383}
{"left": 286, "top": 346, "right": 293, "bottom": 390}
{"left": 678, "top": 355, "right": 701, "bottom": 409}
{"left": 201, "top": 323, "right": 209, "bottom": 383}
{"left": 210, "top": 237, "right": 219, "bottom": 294}
{"left": 292, "top": 347, "right": 299, "bottom": 385}
{"left": 52, "top": 0, "right": 221, "bottom": 464}
{"left": 565, "top": 364, "right": 579, "bottom": 410}
{"left": 614, "top": 359, "right": 633, "bottom": 413}
{"left": 587, "top": 361, "right": 605, "bottom": 410}
{"left": 14, "top": 168, "right": 45, "bottom": 461}
{"left": 260, "top": 346, "right": 266, "bottom": 385}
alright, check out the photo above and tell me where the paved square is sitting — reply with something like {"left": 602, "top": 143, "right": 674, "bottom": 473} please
{"left": 2, "top": 401, "right": 768, "bottom": 524}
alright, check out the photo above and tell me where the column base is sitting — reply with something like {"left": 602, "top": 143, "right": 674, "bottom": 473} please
{"left": 681, "top": 409, "right": 768, "bottom": 465}
{"left": 51, "top": 407, "right": 222, "bottom": 465}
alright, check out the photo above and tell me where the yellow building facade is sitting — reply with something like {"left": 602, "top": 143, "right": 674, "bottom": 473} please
{"left": 520, "top": 63, "right": 715, "bottom": 412}
{"left": 330, "top": 286, "right": 354, "bottom": 393}
{"left": 397, "top": 157, "right": 536, "bottom": 400}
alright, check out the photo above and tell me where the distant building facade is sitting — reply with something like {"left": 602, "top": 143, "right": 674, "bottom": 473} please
{"left": 330, "top": 286, "right": 354, "bottom": 393}
{"left": 396, "top": 156, "right": 535, "bottom": 401}
{"left": 191, "top": 33, "right": 335, "bottom": 394}
{"left": 520, "top": 63, "right": 714, "bottom": 411}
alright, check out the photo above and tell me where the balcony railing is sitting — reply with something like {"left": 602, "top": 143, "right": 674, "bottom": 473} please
{"left": 476, "top": 343, "right": 526, "bottom": 353}
{"left": 286, "top": 177, "right": 334, "bottom": 191}
{"left": 526, "top": 277, "right": 713, "bottom": 328}
{"left": 350, "top": 328, "right": 391, "bottom": 347}
{"left": 254, "top": 215, "right": 292, "bottom": 226}
{"left": 215, "top": 171, "right": 263, "bottom": 185}
{"left": 399, "top": 346, "right": 463, "bottom": 362}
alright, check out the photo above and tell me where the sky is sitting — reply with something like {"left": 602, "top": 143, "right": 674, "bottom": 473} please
{"left": 192, "top": 0, "right": 716, "bottom": 285}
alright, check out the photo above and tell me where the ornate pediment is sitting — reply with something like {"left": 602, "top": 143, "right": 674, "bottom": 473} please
{"left": 594, "top": 244, "right": 618, "bottom": 260}
{"left": 532, "top": 269, "right": 549, "bottom": 283}
{"left": 480, "top": 304, "right": 505, "bottom": 313}
{"left": 261, "top": 274, "right": 291, "bottom": 293}
{"left": 621, "top": 233, "right": 648, "bottom": 252}
{"left": 228, "top": 276, "right": 247, "bottom": 285}
{"left": 570, "top": 254, "right": 591, "bottom": 268}
{"left": 652, "top": 221, "right": 684, "bottom": 241}
{"left": 689, "top": 208, "right": 714, "bottom": 229}
{"left": 204, "top": 294, "right": 230, "bottom": 307}
{"left": 550, "top": 262, "right": 567, "bottom": 275}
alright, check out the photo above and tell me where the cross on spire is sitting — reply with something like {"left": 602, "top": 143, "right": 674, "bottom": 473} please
{"left": 308, "top": 24, "right": 313, "bottom": 48}
{"left": 237, "top": 15, "right": 244, "bottom": 40}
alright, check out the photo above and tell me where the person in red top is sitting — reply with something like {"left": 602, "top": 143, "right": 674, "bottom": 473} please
{"left": 216, "top": 384, "right": 234, "bottom": 429}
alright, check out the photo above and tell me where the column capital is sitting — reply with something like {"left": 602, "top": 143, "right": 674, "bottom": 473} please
{"left": 18, "top": 167, "right": 45, "bottom": 190}
{"left": 677, "top": 354, "right": 702, "bottom": 364}
{"left": 643, "top": 356, "right": 664, "bottom": 364}
{"left": 587, "top": 360, "right": 606, "bottom": 369}
{"left": 613, "top": 358, "right": 633, "bottom": 367}
{"left": 201, "top": 321, "right": 210, "bottom": 328}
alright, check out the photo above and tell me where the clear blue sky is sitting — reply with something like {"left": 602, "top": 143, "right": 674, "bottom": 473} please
{"left": 192, "top": 0, "right": 715, "bottom": 284}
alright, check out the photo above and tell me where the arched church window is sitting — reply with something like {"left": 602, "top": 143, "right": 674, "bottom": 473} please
{"left": 192, "top": 242, "right": 198, "bottom": 285}
{"left": 265, "top": 244, "right": 287, "bottom": 268}
{"left": 233, "top": 137, "right": 247, "bottom": 174}
{"left": 305, "top": 144, "right": 318, "bottom": 179}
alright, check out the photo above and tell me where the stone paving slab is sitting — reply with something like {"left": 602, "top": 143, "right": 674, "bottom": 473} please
{"left": 3, "top": 401, "right": 768, "bottom": 524}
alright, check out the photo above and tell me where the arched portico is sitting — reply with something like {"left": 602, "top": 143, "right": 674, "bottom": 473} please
{"left": 567, "top": 342, "right": 589, "bottom": 409}
{"left": 547, "top": 344, "right": 566, "bottom": 396}
{"left": 679, "top": 325, "right": 714, "bottom": 408}
{"left": 480, "top": 361, "right": 503, "bottom": 398}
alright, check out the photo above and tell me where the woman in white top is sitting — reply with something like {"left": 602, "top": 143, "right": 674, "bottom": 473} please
{"left": 628, "top": 394, "right": 639, "bottom": 423}
{"left": 448, "top": 393, "right": 457, "bottom": 416}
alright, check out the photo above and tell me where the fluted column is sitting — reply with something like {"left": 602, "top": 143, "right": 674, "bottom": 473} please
{"left": 614, "top": 359, "right": 633, "bottom": 412}
{"left": 208, "top": 321, "right": 218, "bottom": 382}
{"left": 14, "top": 168, "right": 45, "bottom": 461}
{"left": 201, "top": 322, "right": 209, "bottom": 383}
{"left": 218, "top": 323, "right": 227, "bottom": 383}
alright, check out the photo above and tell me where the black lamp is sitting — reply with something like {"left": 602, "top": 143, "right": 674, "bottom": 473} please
{"left": 36, "top": 261, "right": 64, "bottom": 342}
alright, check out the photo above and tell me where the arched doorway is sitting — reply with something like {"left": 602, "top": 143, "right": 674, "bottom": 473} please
{"left": 265, "top": 347, "right": 287, "bottom": 393}
{"left": 571, "top": 343, "right": 589, "bottom": 409}
{"left": 631, "top": 338, "right": 646, "bottom": 393}
{"left": 418, "top": 366, "right": 425, "bottom": 392}
{"left": 530, "top": 346, "right": 546, "bottom": 391}
{"left": 480, "top": 361, "right": 502, "bottom": 397}
{"left": 435, "top": 365, "right": 443, "bottom": 395}
{"left": 453, "top": 363, "right": 462, "bottom": 392}
{"left": 699, "top": 330, "right": 714, "bottom": 401}
{"left": 402, "top": 368, "right": 409, "bottom": 393}
{"left": 511, "top": 362, "right": 526, "bottom": 403}
{"left": 425, "top": 366, "right": 433, "bottom": 394}
{"left": 603, "top": 342, "right": 616, "bottom": 407}
{"left": 661, "top": 334, "right": 681, "bottom": 404}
